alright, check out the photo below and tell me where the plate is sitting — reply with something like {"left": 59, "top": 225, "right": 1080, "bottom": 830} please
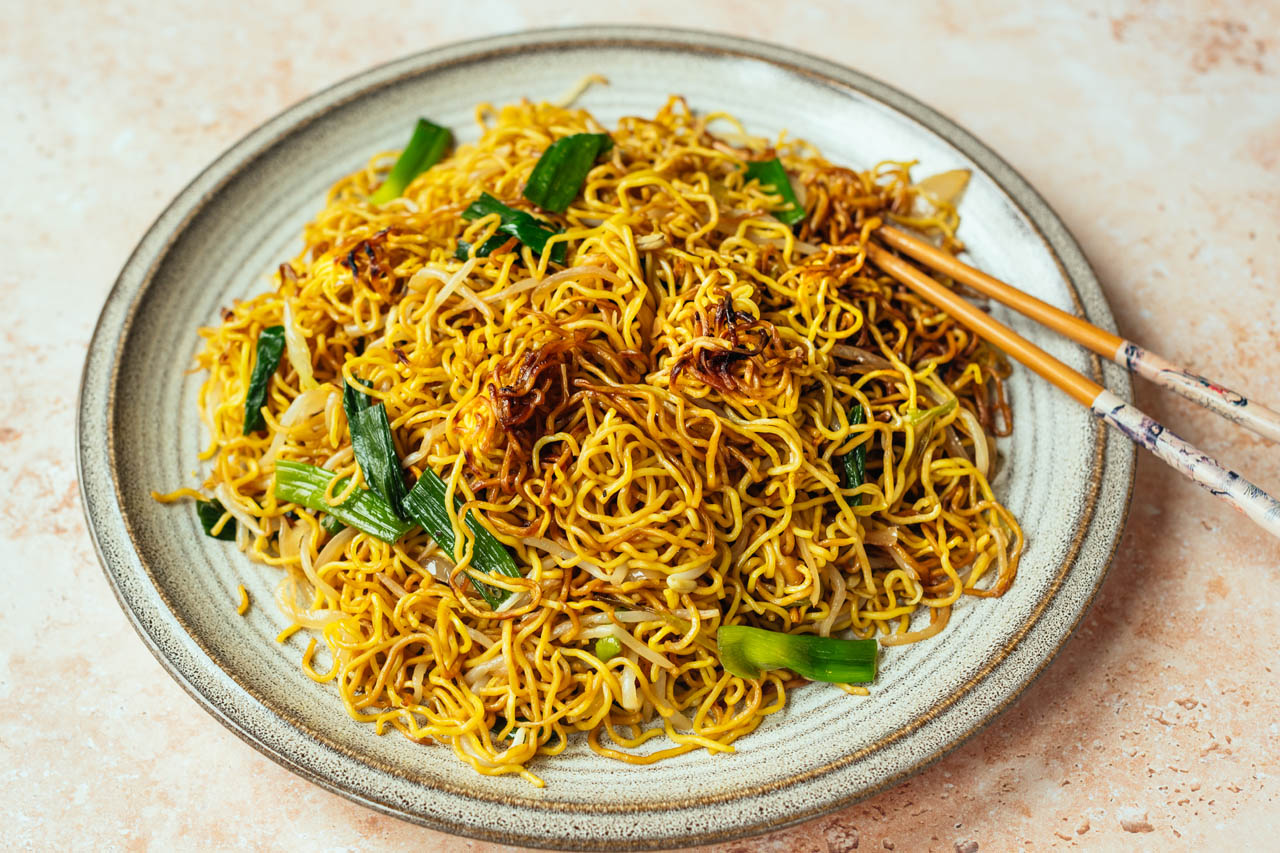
{"left": 77, "top": 26, "right": 1133, "bottom": 850}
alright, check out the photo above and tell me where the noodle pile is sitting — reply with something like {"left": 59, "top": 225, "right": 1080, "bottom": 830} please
{"left": 161, "top": 95, "right": 1023, "bottom": 785}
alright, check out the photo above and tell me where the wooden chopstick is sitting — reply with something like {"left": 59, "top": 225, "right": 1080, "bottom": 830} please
{"left": 866, "top": 243, "right": 1280, "bottom": 539}
{"left": 879, "top": 225, "right": 1280, "bottom": 444}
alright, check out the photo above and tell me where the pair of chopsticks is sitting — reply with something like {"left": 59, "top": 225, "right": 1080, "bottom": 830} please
{"left": 867, "top": 225, "right": 1280, "bottom": 539}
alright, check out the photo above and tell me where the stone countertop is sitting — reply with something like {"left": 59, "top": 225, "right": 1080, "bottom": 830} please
{"left": 4, "top": 1, "right": 1277, "bottom": 850}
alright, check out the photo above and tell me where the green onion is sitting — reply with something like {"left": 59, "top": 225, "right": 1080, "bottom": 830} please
{"left": 838, "top": 403, "right": 868, "bottom": 505}
{"left": 402, "top": 469, "right": 521, "bottom": 608}
{"left": 342, "top": 375, "right": 373, "bottom": 417}
{"left": 716, "top": 625, "right": 877, "bottom": 683}
{"left": 906, "top": 398, "right": 957, "bottom": 426}
{"left": 462, "top": 193, "right": 567, "bottom": 264}
{"left": 242, "top": 326, "right": 285, "bottom": 434}
{"left": 343, "top": 379, "right": 408, "bottom": 518}
{"left": 454, "top": 234, "right": 510, "bottom": 262}
{"left": 594, "top": 636, "right": 622, "bottom": 662}
{"left": 522, "top": 133, "right": 612, "bottom": 213}
{"left": 369, "top": 118, "right": 452, "bottom": 205}
{"left": 273, "top": 460, "right": 412, "bottom": 543}
{"left": 319, "top": 513, "right": 345, "bottom": 534}
{"left": 196, "top": 499, "right": 237, "bottom": 541}
{"left": 745, "top": 158, "right": 806, "bottom": 226}
{"left": 338, "top": 371, "right": 523, "bottom": 608}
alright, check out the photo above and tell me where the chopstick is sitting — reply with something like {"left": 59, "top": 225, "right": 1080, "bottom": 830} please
{"left": 865, "top": 242, "right": 1280, "bottom": 539}
{"left": 878, "top": 225, "right": 1280, "bottom": 444}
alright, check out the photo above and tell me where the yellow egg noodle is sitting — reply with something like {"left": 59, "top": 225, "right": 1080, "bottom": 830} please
{"left": 156, "top": 95, "right": 1023, "bottom": 786}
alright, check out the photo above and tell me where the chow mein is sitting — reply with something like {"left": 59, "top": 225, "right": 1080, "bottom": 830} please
{"left": 156, "top": 92, "right": 1022, "bottom": 785}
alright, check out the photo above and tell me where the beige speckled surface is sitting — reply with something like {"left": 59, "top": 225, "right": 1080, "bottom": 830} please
{"left": 5, "top": 1, "right": 1279, "bottom": 850}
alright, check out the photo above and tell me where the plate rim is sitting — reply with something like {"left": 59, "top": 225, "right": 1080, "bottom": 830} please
{"left": 77, "top": 24, "right": 1134, "bottom": 850}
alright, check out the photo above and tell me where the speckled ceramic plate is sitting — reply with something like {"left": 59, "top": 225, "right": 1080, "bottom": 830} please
{"left": 78, "top": 26, "right": 1133, "bottom": 851}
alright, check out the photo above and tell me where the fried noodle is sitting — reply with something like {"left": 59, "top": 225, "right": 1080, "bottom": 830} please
{"left": 162, "top": 95, "right": 1023, "bottom": 786}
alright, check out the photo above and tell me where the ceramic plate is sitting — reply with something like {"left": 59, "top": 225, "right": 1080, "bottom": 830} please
{"left": 78, "top": 26, "right": 1133, "bottom": 850}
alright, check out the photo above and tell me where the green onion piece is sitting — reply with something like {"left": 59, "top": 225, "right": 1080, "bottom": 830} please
{"left": 343, "top": 379, "right": 408, "bottom": 518}
{"left": 319, "top": 513, "right": 345, "bottom": 534}
{"left": 522, "top": 133, "right": 612, "bottom": 213}
{"left": 839, "top": 403, "right": 868, "bottom": 505}
{"left": 716, "top": 625, "right": 877, "bottom": 683}
{"left": 369, "top": 118, "right": 452, "bottom": 205}
{"left": 401, "top": 469, "right": 521, "bottom": 608}
{"left": 454, "top": 234, "right": 510, "bottom": 262}
{"left": 594, "top": 636, "right": 622, "bottom": 662}
{"left": 462, "top": 193, "right": 567, "bottom": 264}
{"left": 242, "top": 326, "right": 285, "bottom": 434}
{"left": 349, "top": 403, "right": 409, "bottom": 518}
{"left": 906, "top": 397, "right": 958, "bottom": 426}
{"left": 196, "top": 499, "right": 237, "bottom": 541}
{"left": 342, "top": 375, "right": 373, "bottom": 417}
{"left": 273, "top": 460, "right": 412, "bottom": 543}
{"left": 745, "top": 158, "right": 806, "bottom": 226}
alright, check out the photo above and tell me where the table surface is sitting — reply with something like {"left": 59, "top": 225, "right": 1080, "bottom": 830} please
{"left": 6, "top": 1, "right": 1278, "bottom": 850}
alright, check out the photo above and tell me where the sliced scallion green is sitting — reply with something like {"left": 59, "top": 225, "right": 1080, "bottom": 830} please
{"left": 319, "top": 513, "right": 345, "bottom": 534}
{"left": 906, "top": 398, "right": 958, "bottom": 426}
{"left": 242, "top": 325, "right": 285, "bottom": 434}
{"left": 454, "top": 234, "right": 510, "bottom": 262}
{"left": 522, "top": 133, "right": 612, "bottom": 213}
{"left": 745, "top": 158, "right": 806, "bottom": 226}
{"left": 839, "top": 403, "right": 867, "bottom": 505}
{"left": 716, "top": 625, "right": 877, "bottom": 683}
{"left": 273, "top": 460, "right": 411, "bottom": 543}
{"left": 196, "top": 499, "right": 237, "bottom": 541}
{"left": 343, "top": 379, "right": 408, "bottom": 518}
{"left": 369, "top": 118, "right": 452, "bottom": 205}
{"left": 462, "top": 193, "right": 567, "bottom": 264}
{"left": 342, "top": 375, "right": 373, "bottom": 417}
{"left": 402, "top": 469, "right": 521, "bottom": 608}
